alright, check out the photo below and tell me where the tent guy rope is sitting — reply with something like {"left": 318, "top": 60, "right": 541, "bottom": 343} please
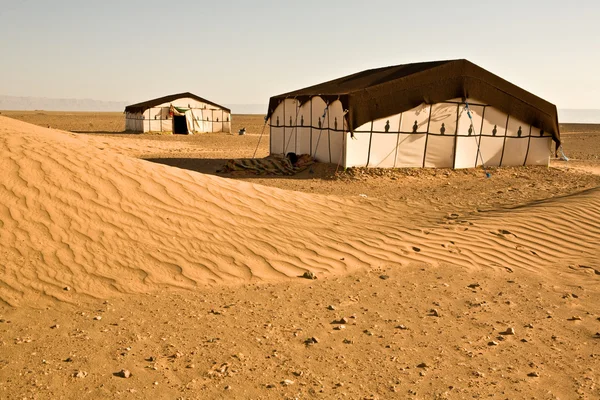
{"left": 252, "top": 117, "right": 268, "bottom": 159}
{"left": 465, "top": 102, "right": 491, "bottom": 178}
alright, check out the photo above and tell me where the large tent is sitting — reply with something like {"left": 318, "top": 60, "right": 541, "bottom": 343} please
{"left": 266, "top": 59, "right": 560, "bottom": 168}
{"left": 125, "top": 92, "right": 231, "bottom": 134}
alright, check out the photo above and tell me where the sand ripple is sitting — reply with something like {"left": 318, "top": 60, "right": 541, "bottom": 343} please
{"left": 1, "top": 116, "right": 599, "bottom": 307}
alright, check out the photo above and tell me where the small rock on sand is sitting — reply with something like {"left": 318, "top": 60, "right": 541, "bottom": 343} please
{"left": 73, "top": 370, "right": 87, "bottom": 378}
{"left": 302, "top": 271, "right": 317, "bottom": 280}
{"left": 116, "top": 369, "right": 131, "bottom": 378}
{"left": 305, "top": 337, "right": 319, "bottom": 345}
{"left": 501, "top": 327, "right": 515, "bottom": 335}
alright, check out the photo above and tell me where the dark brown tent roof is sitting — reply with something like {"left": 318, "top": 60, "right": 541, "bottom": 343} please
{"left": 125, "top": 92, "right": 231, "bottom": 113}
{"left": 267, "top": 59, "right": 560, "bottom": 143}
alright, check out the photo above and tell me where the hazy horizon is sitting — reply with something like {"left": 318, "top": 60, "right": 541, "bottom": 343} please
{"left": 2, "top": 94, "right": 600, "bottom": 123}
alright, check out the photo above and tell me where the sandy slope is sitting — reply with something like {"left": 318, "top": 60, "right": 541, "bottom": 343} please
{"left": 1, "top": 116, "right": 600, "bottom": 303}
{"left": 1, "top": 116, "right": 600, "bottom": 399}
{"left": 1, "top": 116, "right": 599, "bottom": 308}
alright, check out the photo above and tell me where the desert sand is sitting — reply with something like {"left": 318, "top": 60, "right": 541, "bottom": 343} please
{"left": 0, "top": 113, "right": 599, "bottom": 399}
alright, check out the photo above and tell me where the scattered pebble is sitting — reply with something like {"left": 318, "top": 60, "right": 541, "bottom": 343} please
{"left": 429, "top": 309, "right": 440, "bottom": 317}
{"left": 116, "top": 369, "right": 131, "bottom": 378}
{"left": 568, "top": 316, "right": 582, "bottom": 321}
{"left": 63, "top": 286, "right": 70, "bottom": 291}
{"left": 417, "top": 363, "right": 429, "bottom": 368}
{"left": 302, "top": 271, "right": 317, "bottom": 280}
{"left": 50, "top": 324, "right": 59, "bottom": 329}
{"left": 73, "top": 370, "right": 87, "bottom": 378}
{"left": 304, "top": 337, "right": 319, "bottom": 345}
{"left": 327, "top": 305, "right": 336, "bottom": 311}
{"left": 334, "top": 325, "right": 346, "bottom": 330}
{"left": 500, "top": 327, "right": 515, "bottom": 335}
{"left": 93, "top": 316, "right": 102, "bottom": 321}
{"left": 488, "top": 341, "right": 499, "bottom": 346}
{"left": 467, "top": 283, "right": 480, "bottom": 289}
{"left": 379, "top": 275, "right": 389, "bottom": 280}
{"left": 281, "top": 379, "right": 294, "bottom": 386}
{"left": 412, "top": 247, "right": 421, "bottom": 252}
{"left": 224, "top": 385, "right": 232, "bottom": 390}
{"left": 527, "top": 372, "right": 540, "bottom": 377}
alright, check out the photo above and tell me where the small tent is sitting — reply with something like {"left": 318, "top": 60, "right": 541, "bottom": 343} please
{"left": 125, "top": 92, "right": 231, "bottom": 134}
{"left": 266, "top": 60, "right": 559, "bottom": 168}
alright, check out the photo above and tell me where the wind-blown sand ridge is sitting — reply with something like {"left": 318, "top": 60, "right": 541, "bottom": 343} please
{"left": 1, "top": 115, "right": 599, "bottom": 308}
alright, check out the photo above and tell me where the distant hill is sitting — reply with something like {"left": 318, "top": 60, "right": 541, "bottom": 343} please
{"left": 2, "top": 95, "right": 598, "bottom": 122}
{"left": 0, "top": 95, "right": 129, "bottom": 112}
{"left": 225, "top": 104, "right": 267, "bottom": 115}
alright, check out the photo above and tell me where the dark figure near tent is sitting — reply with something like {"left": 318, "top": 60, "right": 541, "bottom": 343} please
{"left": 286, "top": 152, "right": 298, "bottom": 165}
{"left": 238, "top": 127, "right": 246, "bottom": 135}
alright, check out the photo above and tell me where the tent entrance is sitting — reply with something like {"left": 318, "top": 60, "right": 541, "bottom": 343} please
{"left": 173, "top": 115, "right": 188, "bottom": 134}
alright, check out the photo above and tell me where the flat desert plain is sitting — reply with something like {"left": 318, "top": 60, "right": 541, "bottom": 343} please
{"left": 0, "top": 111, "right": 599, "bottom": 399}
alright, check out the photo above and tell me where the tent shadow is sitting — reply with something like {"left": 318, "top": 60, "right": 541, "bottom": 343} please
{"left": 144, "top": 158, "right": 339, "bottom": 181}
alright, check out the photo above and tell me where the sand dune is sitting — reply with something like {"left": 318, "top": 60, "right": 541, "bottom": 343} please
{"left": 1, "top": 115, "right": 599, "bottom": 308}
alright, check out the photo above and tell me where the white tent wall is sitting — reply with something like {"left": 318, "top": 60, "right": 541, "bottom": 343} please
{"left": 311, "top": 97, "right": 330, "bottom": 162}
{"left": 268, "top": 97, "right": 552, "bottom": 168}
{"left": 124, "top": 96, "right": 231, "bottom": 133}
{"left": 269, "top": 97, "right": 345, "bottom": 164}
{"left": 283, "top": 98, "right": 300, "bottom": 156}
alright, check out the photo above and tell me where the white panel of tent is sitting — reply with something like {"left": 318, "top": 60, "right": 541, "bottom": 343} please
{"left": 162, "top": 118, "right": 171, "bottom": 132}
{"left": 367, "top": 113, "right": 401, "bottom": 167}
{"left": 395, "top": 133, "right": 427, "bottom": 167}
{"left": 213, "top": 110, "right": 223, "bottom": 133}
{"left": 525, "top": 128, "right": 551, "bottom": 165}
{"left": 478, "top": 137, "right": 505, "bottom": 166}
{"left": 454, "top": 104, "right": 484, "bottom": 168}
{"left": 355, "top": 121, "right": 372, "bottom": 132}
{"left": 373, "top": 113, "right": 401, "bottom": 133}
{"left": 454, "top": 137, "right": 480, "bottom": 168}
{"left": 502, "top": 116, "right": 529, "bottom": 165}
{"left": 311, "top": 97, "right": 330, "bottom": 162}
{"left": 223, "top": 112, "right": 231, "bottom": 133}
{"left": 481, "top": 107, "right": 508, "bottom": 137}
{"left": 457, "top": 104, "right": 483, "bottom": 136}
{"left": 328, "top": 100, "right": 345, "bottom": 165}
{"left": 429, "top": 103, "right": 457, "bottom": 136}
{"left": 270, "top": 102, "right": 285, "bottom": 155}
{"left": 296, "top": 101, "right": 312, "bottom": 155}
{"left": 400, "top": 104, "right": 430, "bottom": 133}
{"left": 503, "top": 137, "right": 530, "bottom": 165}
{"left": 477, "top": 106, "right": 508, "bottom": 166}
{"left": 204, "top": 114, "right": 213, "bottom": 133}
{"left": 368, "top": 133, "right": 399, "bottom": 168}
{"left": 283, "top": 99, "right": 300, "bottom": 155}
{"left": 424, "top": 135, "right": 455, "bottom": 168}
{"left": 345, "top": 131, "right": 370, "bottom": 167}
{"left": 506, "top": 116, "right": 527, "bottom": 137}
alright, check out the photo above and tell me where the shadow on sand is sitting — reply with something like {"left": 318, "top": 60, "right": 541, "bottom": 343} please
{"left": 144, "top": 158, "right": 337, "bottom": 181}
